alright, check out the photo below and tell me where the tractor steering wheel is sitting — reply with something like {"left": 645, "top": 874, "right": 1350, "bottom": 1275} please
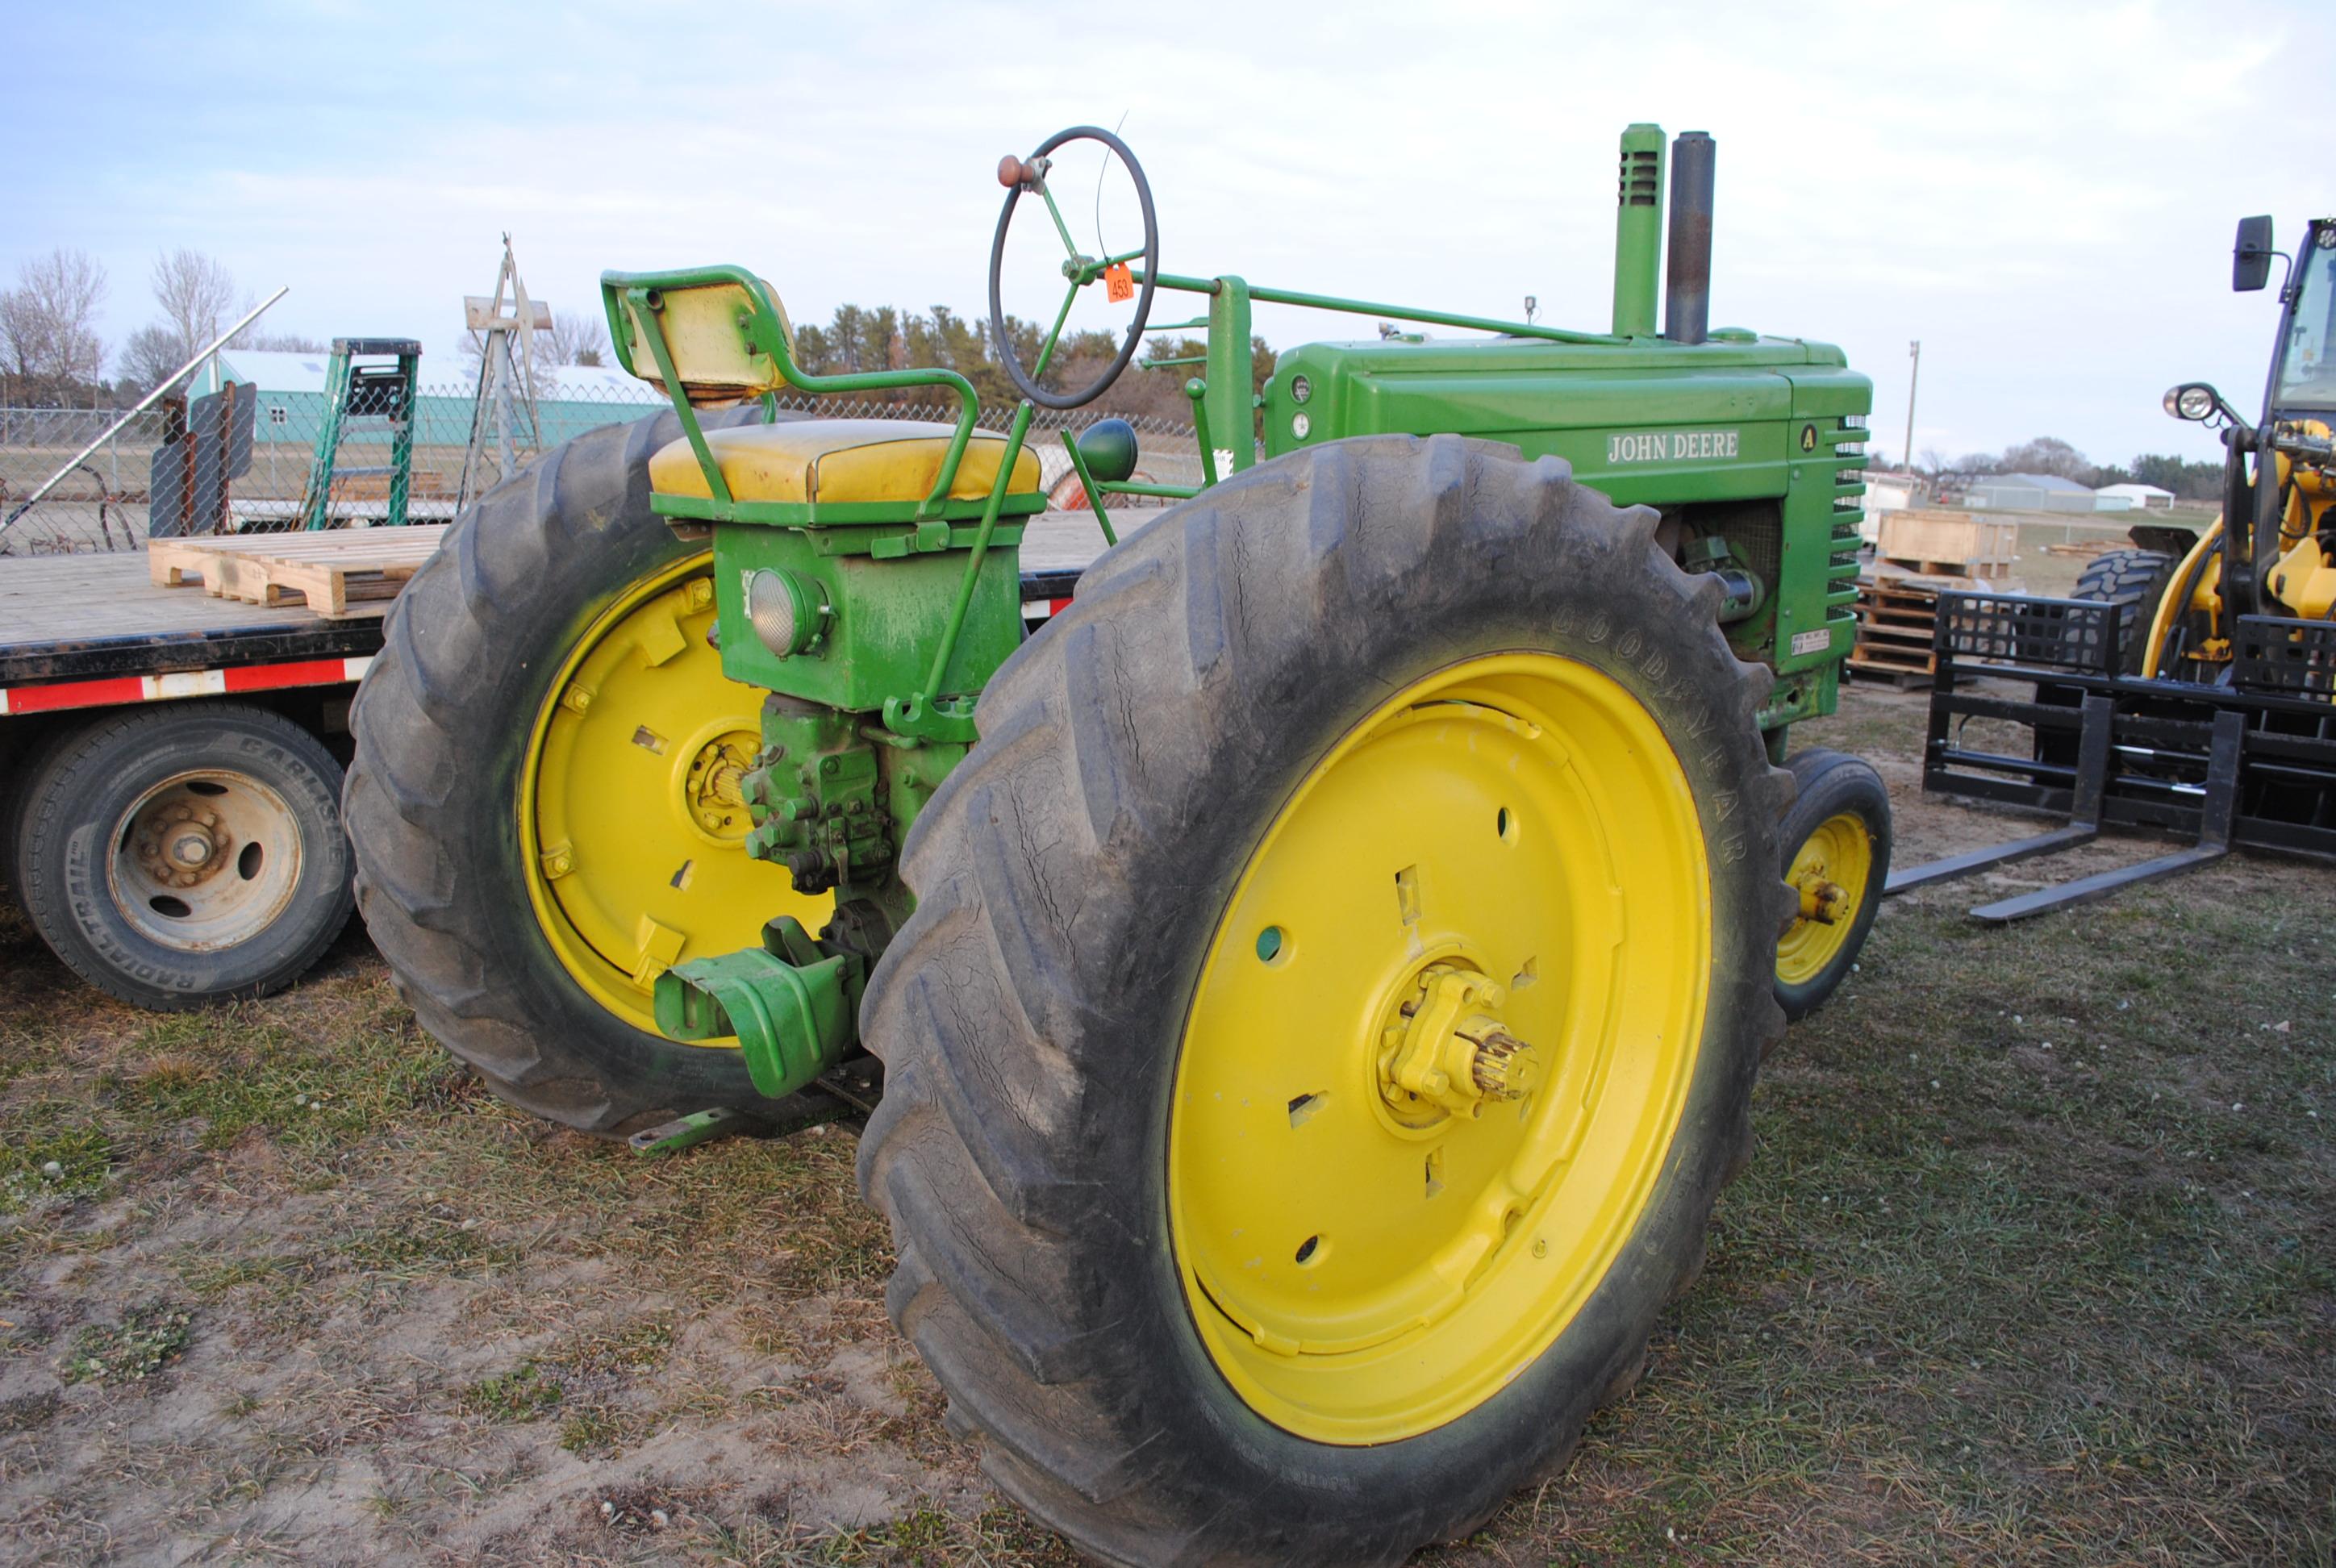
{"left": 987, "top": 127, "right": 1158, "bottom": 411}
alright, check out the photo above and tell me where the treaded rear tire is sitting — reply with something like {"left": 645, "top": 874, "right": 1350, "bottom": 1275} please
{"left": 344, "top": 408, "right": 824, "bottom": 1137}
{"left": 855, "top": 434, "right": 1791, "bottom": 1566}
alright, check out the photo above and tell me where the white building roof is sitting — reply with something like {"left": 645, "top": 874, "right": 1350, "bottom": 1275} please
{"left": 1987, "top": 471, "right": 2094, "bottom": 493}
{"left": 2095, "top": 482, "right": 2175, "bottom": 500}
{"left": 214, "top": 348, "right": 648, "bottom": 400}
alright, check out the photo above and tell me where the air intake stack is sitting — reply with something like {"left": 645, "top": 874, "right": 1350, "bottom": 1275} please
{"left": 1610, "top": 124, "right": 1665, "bottom": 338}
{"left": 1662, "top": 131, "right": 1715, "bottom": 346}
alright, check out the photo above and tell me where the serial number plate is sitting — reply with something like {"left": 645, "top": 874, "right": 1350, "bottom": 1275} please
{"left": 1605, "top": 428, "right": 1742, "bottom": 465}
{"left": 1790, "top": 628, "right": 1833, "bottom": 657}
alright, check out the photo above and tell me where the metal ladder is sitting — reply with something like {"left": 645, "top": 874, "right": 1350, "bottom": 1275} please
{"left": 298, "top": 337, "right": 420, "bottom": 530}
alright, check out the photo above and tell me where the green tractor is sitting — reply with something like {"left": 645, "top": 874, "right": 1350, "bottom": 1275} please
{"left": 348, "top": 124, "right": 1886, "bottom": 1562}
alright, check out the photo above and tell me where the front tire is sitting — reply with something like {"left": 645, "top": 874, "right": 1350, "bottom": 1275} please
{"left": 2072, "top": 546, "right": 2178, "bottom": 675}
{"left": 856, "top": 435, "right": 1789, "bottom": 1566}
{"left": 1773, "top": 748, "right": 1891, "bottom": 1020}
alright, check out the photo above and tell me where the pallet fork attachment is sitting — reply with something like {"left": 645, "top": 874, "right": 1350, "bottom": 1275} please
{"left": 1883, "top": 592, "right": 2336, "bottom": 921}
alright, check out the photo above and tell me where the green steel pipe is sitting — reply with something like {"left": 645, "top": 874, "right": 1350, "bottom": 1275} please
{"left": 1130, "top": 269, "right": 1621, "bottom": 347}
{"left": 1057, "top": 430, "right": 1119, "bottom": 548}
{"left": 920, "top": 400, "right": 1036, "bottom": 704}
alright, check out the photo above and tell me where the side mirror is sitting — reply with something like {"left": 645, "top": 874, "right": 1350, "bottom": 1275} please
{"left": 2163, "top": 382, "right": 2221, "bottom": 422}
{"left": 2233, "top": 215, "right": 2275, "bottom": 292}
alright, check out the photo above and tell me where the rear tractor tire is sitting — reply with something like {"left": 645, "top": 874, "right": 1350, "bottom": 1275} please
{"left": 1772, "top": 747, "right": 1891, "bottom": 1021}
{"left": 856, "top": 434, "right": 1792, "bottom": 1566}
{"left": 344, "top": 410, "right": 836, "bottom": 1136}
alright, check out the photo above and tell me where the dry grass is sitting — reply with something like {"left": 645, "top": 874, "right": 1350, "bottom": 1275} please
{"left": 0, "top": 684, "right": 2329, "bottom": 1563}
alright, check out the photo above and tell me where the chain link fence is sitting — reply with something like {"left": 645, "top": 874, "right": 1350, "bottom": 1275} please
{"left": 0, "top": 386, "right": 1205, "bottom": 557}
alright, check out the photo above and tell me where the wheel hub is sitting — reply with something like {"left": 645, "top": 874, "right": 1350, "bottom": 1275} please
{"left": 1378, "top": 963, "right": 1541, "bottom": 1120}
{"left": 1791, "top": 856, "right": 1849, "bottom": 926}
{"left": 683, "top": 732, "right": 759, "bottom": 840}
{"left": 136, "top": 802, "right": 231, "bottom": 889}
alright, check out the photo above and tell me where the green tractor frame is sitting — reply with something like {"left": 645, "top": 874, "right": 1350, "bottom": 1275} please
{"left": 348, "top": 124, "right": 1890, "bottom": 1563}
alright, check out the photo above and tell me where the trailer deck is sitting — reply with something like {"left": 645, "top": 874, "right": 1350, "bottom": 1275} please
{"left": 0, "top": 511, "right": 1117, "bottom": 708}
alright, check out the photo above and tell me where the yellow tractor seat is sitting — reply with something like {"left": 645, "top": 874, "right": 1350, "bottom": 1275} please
{"left": 649, "top": 419, "right": 1043, "bottom": 508}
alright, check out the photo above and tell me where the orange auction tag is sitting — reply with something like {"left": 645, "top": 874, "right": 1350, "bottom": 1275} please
{"left": 1103, "top": 261, "right": 1134, "bottom": 302}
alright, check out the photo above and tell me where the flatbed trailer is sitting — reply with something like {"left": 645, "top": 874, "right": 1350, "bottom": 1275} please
{"left": 0, "top": 520, "right": 1106, "bottom": 1007}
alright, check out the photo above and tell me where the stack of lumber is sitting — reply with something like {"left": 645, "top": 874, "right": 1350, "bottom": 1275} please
{"left": 147, "top": 526, "right": 448, "bottom": 619}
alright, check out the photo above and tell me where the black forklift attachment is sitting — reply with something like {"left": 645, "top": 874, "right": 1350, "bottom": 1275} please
{"left": 1883, "top": 590, "right": 2336, "bottom": 922}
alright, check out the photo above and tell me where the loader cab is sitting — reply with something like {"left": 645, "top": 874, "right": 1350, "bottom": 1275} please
{"left": 2266, "top": 219, "right": 2336, "bottom": 420}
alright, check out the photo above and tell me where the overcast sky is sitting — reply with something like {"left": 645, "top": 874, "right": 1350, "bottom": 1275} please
{"left": 6, "top": 0, "right": 2331, "bottom": 469}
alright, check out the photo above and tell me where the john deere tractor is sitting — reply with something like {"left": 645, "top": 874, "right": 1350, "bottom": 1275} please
{"left": 348, "top": 125, "right": 1883, "bottom": 1563}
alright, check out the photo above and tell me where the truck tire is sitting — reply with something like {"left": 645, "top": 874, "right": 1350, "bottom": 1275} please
{"left": 856, "top": 435, "right": 1790, "bottom": 1566}
{"left": 1773, "top": 747, "right": 1891, "bottom": 1020}
{"left": 345, "top": 410, "right": 832, "bottom": 1137}
{"left": 13, "top": 703, "right": 352, "bottom": 1008}
{"left": 2071, "top": 546, "right": 2177, "bottom": 675}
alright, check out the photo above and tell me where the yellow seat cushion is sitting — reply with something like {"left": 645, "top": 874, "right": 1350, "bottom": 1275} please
{"left": 649, "top": 419, "right": 1041, "bottom": 507}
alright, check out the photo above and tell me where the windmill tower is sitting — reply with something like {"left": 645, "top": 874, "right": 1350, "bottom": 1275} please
{"left": 456, "top": 235, "right": 552, "bottom": 511}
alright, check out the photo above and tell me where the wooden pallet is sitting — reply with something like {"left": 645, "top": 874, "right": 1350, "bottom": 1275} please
{"left": 147, "top": 526, "right": 449, "bottom": 619}
{"left": 1849, "top": 576, "right": 1946, "bottom": 686}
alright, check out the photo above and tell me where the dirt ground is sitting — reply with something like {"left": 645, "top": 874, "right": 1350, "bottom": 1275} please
{"left": 0, "top": 681, "right": 2329, "bottom": 1566}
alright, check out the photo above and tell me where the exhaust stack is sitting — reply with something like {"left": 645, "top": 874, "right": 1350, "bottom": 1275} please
{"left": 1610, "top": 124, "right": 1665, "bottom": 338}
{"left": 1663, "top": 131, "right": 1715, "bottom": 346}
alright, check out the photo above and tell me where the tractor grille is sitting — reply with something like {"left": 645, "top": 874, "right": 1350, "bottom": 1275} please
{"left": 2235, "top": 615, "right": 2336, "bottom": 699}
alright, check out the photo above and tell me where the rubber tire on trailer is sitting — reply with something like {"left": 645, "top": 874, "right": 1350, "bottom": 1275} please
{"left": 12, "top": 703, "right": 352, "bottom": 1009}
{"left": 855, "top": 434, "right": 1791, "bottom": 1567}
{"left": 344, "top": 408, "right": 826, "bottom": 1138}
{"left": 2071, "top": 546, "right": 2178, "bottom": 675}
{"left": 1772, "top": 748, "right": 1892, "bottom": 1022}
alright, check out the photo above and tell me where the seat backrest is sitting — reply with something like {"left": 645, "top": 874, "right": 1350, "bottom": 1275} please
{"left": 603, "top": 269, "right": 798, "bottom": 406}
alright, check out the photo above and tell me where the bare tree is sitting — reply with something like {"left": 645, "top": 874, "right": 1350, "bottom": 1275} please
{"left": 119, "top": 323, "right": 193, "bottom": 396}
{"left": 152, "top": 248, "right": 238, "bottom": 362}
{"left": 236, "top": 330, "right": 326, "bottom": 353}
{"left": 1996, "top": 436, "right": 2092, "bottom": 480}
{"left": 546, "top": 309, "right": 607, "bottom": 367}
{"left": 0, "top": 248, "right": 111, "bottom": 401}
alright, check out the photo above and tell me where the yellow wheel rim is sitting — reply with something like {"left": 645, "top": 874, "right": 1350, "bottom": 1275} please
{"left": 519, "top": 553, "right": 828, "bottom": 1038}
{"left": 1167, "top": 653, "right": 1711, "bottom": 1445}
{"left": 1775, "top": 811, "right": 1872, "bottom": 988}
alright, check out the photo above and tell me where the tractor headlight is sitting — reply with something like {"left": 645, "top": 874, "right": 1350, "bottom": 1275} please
{"left": 2166, "top": 383, "right": 2218, "bottom": 422}
{"left": 745, "top": 568, "right": 826, "bottom": 658}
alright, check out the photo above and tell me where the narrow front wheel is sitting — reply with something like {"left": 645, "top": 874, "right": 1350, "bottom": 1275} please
{"left": 1773, "top": 747, "right": 1891, "bottom": 1020}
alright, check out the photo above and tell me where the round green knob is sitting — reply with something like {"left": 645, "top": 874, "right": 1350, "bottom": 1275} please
{"left": 1076, "top": 418, "right": 1140, "bottom": 485}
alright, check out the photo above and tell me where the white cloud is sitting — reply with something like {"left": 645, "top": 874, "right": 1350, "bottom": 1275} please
{"left": 3, "top": 0, "right": 2329, "bottom": 465}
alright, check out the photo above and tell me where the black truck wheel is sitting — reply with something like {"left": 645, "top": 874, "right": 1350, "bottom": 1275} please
{"left": 2072, "top": 546, "right": 2178, "bottom": 675}
{"left": 344, "top": 410, "right": 835, "bottom": 1137}
{"left": 1773, "top": 747, "right": 1892, "bottom": 1020}
{"left": 856, "top": 435, "right": 1790, "bottom": 1566}
{"left": 12, "top": 703, "right": 352, "bottom": 1008}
